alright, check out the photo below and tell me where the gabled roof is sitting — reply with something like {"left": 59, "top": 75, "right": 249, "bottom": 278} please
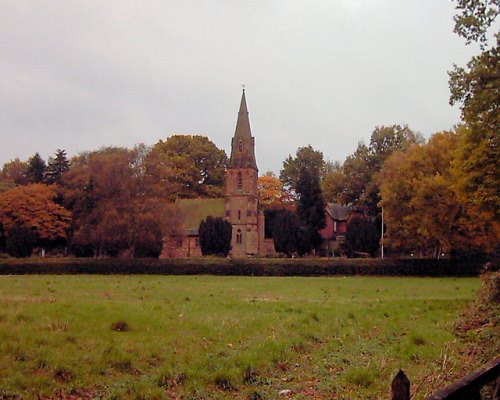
{"left": 173, "top": 198, "right": 225, "bottom": 234}
{"left": 325, "top": 203, "right": 351, "bottom": 221}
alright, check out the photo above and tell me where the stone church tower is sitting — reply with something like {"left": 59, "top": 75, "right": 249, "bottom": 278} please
{"left": 225, "top": 89, "right": 266, "bottom": 258}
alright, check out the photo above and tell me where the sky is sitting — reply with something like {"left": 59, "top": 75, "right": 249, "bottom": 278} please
{"left": 0, "top": 0, "right": 481, "bottom": 175}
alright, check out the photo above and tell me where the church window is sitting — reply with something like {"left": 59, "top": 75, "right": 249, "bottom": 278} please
{"left": 238, "top": 210, "right": 241, "bottom": 220}
{"left": 236, "top": 229, "right": 243, "bottom": 244}
{"left": 237, "top": 172, "right": 243, "bottom": 189}
{"left": 238, "top": 140, "right": 243, "bottom": 152}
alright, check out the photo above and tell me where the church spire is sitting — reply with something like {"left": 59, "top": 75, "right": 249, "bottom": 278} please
{"left": 229, "top": 89, "right": 258, "bottom": 170}
{"left": 234, "top": 88, "right": 252, "bottom": 138}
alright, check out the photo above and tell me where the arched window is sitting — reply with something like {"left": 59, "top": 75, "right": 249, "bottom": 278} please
{"left": 236, "top": 229, "right": 243, "bottom": 244}
{"left": 238, "top": 210, "right": 241, "bottom": 220}
{"left": 237, "top": 172, "right": 243, "bottom": 189}
{"left": 238, "top": 140, "right": 243, "bottom": 152}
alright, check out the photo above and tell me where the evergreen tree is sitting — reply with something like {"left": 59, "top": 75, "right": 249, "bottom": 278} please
{"left": 5, "top": 224, "right": 37, "bottom": 258}
{"left": 27, "top": 153, "right": 46, "bottom": 183}
{"left": 45, "top": 149, "right": 70, "bottom": 184}
{"left": 345, "top": 216, "right": 380, "bottom": 257}
{"left": 272, "top": 209, "right": 301, "bottom": 256}
{"left": 296, "top": 166, "right": 326, "bottom": 254}
{"left": 198, "top": 216, "right": 232, "bottom": 256}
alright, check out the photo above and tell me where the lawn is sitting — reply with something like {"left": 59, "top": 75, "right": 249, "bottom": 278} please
{"left": 0, "top": 275, "right": 480, "bottom": 399}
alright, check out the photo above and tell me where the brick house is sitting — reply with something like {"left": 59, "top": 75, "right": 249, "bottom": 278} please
{"left": 319, "top": 203, "right": 353, "bottom": 256}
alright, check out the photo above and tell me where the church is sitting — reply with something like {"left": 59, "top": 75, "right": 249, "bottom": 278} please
{"left": 161, "top": 90, "right": 272, "bottom": 258}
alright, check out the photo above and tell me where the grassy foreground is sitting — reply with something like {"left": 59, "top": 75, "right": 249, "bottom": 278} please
{"left": 0, "top": 275, "right": 480, "bottom": 399}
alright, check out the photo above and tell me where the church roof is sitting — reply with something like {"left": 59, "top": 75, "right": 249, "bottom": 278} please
{"left": 229, "top": 89, "right": 258, "bottom": 170}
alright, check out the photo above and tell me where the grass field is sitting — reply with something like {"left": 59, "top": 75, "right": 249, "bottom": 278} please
{"left": 0, "top": 275, "right": 480, "bottom": 399}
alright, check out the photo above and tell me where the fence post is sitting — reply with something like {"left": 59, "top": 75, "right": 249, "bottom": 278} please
{"left": 391, "top": 370, "right": 410, "bottom": 400}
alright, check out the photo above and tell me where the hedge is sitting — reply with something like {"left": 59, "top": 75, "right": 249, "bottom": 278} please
{"left": 0, "top": 256, "right": 496, "bottom": 277}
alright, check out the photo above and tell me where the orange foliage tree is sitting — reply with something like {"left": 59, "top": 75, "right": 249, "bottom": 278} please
{"left": 0, "top": 184, "right": 71, "bottom": 246}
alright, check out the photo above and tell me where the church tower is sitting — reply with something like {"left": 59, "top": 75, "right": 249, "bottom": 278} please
{"left": 225, "top": 89, "right": 265, "bottom": 258}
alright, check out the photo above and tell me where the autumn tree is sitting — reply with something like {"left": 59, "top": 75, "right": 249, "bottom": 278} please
{"left": 27, "top": 153, "right": 46, "bottom": 184}
{"left": 148, "top": 135, "right": 228, "bottom": 200}
{"left": 0, "top": 184, "right": 71, "bottom": 252}
{"left": 61, "top": 146, "right": 172, "bottom": 257}
{"left": 258, "top": 173, "right": 292, "bottom": 207}
{"left": 296, "top": 166, "right": 326, "bottom": 254}
{"left": 379, "top": 131, "right": 497, "bottom": 256}
{"left": 198, "top": 216, "right": 232, "bottom": 256}
{"left": 45, "top": 149, "right": 70, "bottom": 184}
{"left": 280, "top": 145, "right": 326, "bottom": 194}
{"left": 449, "top": 1, "right": 499, "bottom": 223}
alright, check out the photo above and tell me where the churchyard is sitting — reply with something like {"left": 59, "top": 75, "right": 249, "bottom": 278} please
{"left": 0, "top": 275, "right": 482, "bottom": 399}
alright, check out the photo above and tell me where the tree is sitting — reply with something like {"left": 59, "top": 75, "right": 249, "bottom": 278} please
{"left": 0, "top": 222, "right": 5, "bottom": 251}
{"left": 280, "top": 145, "right": 326, "bottom": 193}
{"left": 1, "top": 158, "right": 29, "bottom": 186}
{"left": 296, "top": 166, "right": 326, "bottom": 254}
{"left": 45, "top": 149, "right": 70, "bottom": 184}
{"left": 27, "top": 153, "right": 46, "bottom": 183}
{"left": 345, "top": 216, "right": 380, "bottom": 257}
{"left": 335, "top": 125, "right": 423, "bottom": 216}
{"left": 452, "top": 0, "right": 499, "bottom": 48}
{"left": 198, "top": 216, "right": 232, "bottom": 256}
{"left": 5, "top": 225, "right": 37, "bottom": 258}
{"left": 339, "top": 141, "right": 371, "bottom": 207}
{"left": 271, "top": 209, "right": 301, "bottom": 256}
{"left": 61, "top": 147, "right": 172, "bottom": 257}
{"left": 379, "top": 130, "right": 498, "bottom": 256}
{"left": 447, "top": 0, "right": 500, "bottom": 230}
{"left": 321, "top": 161, "right": 345, "bottom": 204}
{"left": 258, "top": 174, "right": 293, "bottom": 207}
{"left": 0, "top": 184, "right": 71, "bottom": 250}
{"left": 148, "top": 135, "right": 228, "bottom": 200}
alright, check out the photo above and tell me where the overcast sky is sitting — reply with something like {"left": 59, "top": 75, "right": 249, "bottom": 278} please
{"left": 0, "top": 0, "right": 480, "bottom": 174}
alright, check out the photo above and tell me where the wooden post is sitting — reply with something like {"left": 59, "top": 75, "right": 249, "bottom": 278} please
{"left": 391, "top": 370, "right": 410, "bottom": 400}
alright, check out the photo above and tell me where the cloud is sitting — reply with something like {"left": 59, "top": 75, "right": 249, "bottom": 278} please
{"left": 0, "top": 0, "right": 478, "bottom": 174}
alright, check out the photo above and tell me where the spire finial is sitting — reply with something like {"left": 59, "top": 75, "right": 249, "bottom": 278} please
{"left": 242, "top": 84, "right": 246, "bottom": 92}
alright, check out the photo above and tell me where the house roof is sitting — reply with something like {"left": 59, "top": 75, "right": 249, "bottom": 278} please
{"left": 325, "top": 203, "right": 351, "bottom": 221}
{"left": 173, "top": 198, "right": 225, "bottom": 234}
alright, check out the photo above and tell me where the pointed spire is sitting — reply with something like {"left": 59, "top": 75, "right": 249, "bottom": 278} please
{"left": 234, "top": 88, "right": 252, "bottom": 138}
{"left": 229, "top": 88, "right": 258, "bottom": 170}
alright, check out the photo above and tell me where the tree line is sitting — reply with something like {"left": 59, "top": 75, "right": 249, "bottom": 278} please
{"left": 0, "top": 0, "right": 497, "bottom": 258}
